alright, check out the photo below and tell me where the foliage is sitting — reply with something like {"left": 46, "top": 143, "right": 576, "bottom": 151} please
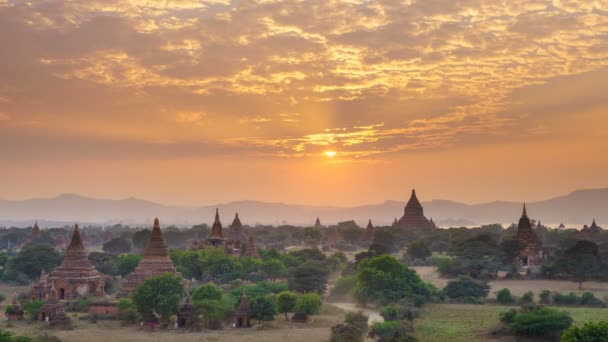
{"left": 23, "top": 300, "right": 45, "bottom": 320}
{"left": 0, "top": 330, "right": 33, "bottom": 342}
{"left": 4, "top": 245, "right": 62, "bottom": 281}
{"left": 231, "top": 281, "right": 287, "bottom": 300}
{"left": 355, "top": 255, "right": 435, "bottom": 306}
{"left": 330, "top": 323, "right": 365, "bottom": 342}
{"left": 496, "top": 288, "right": 515, "bottom": 305}
{"left": 294, "top": 292, "right": 322, "bottom": 316}
{"left": 288, "top": 260, "right": 330, "bottom": 294}
{"left": 499, "top": 238, "right": 525, "bottom": 264}
{"left": 407, "top": 241, "right": 432, "bottom": 261}
{"left": 171, "top": 249, "right": 250, "bottom": 283}
{"left": 131, "top": 273, "right": 184, "bottom": 323}
{"left": 102, "top": 237, "right": 132, "bottom": 255}
{"left": 380, "top": 305, "right": 420, "bottom": 322}
{"left": 248, "top": 295, "right": 276, "bottom": 328}
{"left": 553, "top": 292, "right": 581, "bottom": 306}
{"left": 117, "top": 298, "right": 136, "bottom": 310}
{"left": 192, "top": 283, "right": 222, "bottom": 302}
{"left": 500, "top": 305, "right": 572, "bottom": 337}
{"left": 276, "top": 291, "right": 299, "bottom": 320}
{"left": 0, "top": 293, "right": 5, "bottom": 303}
{"left": 442, "top": 276, "right": 490, "bottom": 300}
{"left": 331, "top": 275, "right": 357, "bottom": 300}
{"left": 116, "top": 254, "right": 142, "bottom": 276}
{"left": 192, "top": 296, "right": 234, "bottom": 330}
{"left": 520, "top": 291, "right": 534, "bottom": 304}
{"left": 369, "top": 320, "right": 417, "bottom": 342}
{"left": 344, "top": 311, "right": 369, "bottom": 334}
{"left": 261, "top": 259, "right": 287, "bottom": 283}
{"left": 548, "top": 240, "right": 602, "bottom": 289}
{"left": 580, "top": 292, "right": 605, "bottom": 307}
{"left": 562, "top": 321, "right": 608, "bottom": 342}
{"left": 539, "top": 290, "right": 551, "bottom": 304}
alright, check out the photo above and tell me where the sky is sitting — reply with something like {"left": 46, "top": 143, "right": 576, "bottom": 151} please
{"left": 0, "top": 0, "right": 607, "bottom": 207}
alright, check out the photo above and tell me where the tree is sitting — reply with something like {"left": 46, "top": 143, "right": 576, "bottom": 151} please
{"left": 369, "top": 321, "right": 416, "bottom": 342}
{"left": 276, "top": 291, "right": 299, "bottom": 320}
{"left": 499, "top": 239, "right": 525, "bottom": 264}
{"left": 442, "top": 276, "right": 490, "bottom": 300}
{"left": 132, "top": 229, "right": 151, "bottom": 250}
{"left": 561, "top": 240, "right": 602, "bottom": 289}
{"left": 102, "top": 237, "right": 132, "bottom": 255}
{"left": 294, "top": 292, "right": 322, "bottom": 318}
{"left": 261, "top": 259, "right": 287, "bottom": 283}
{"left": 116, "top": 254, "right": 142, "bottom": 277}
{"left": 5, "top": 245, "right": 62, "bottom": 281}
{"left": 249, "top": 295, "right": 276, "bottom": 328}
{"left": 22, "top": 300, "right": 45, "bottom": 321}
{"left": 192, "top": 283, "right": 222, "bottom": 302}
{"left": 407, "top": 240, "right": 432, "bottom": 261}
{"left": 288, "top": 261, "right": 330, "bottom": 294}
{"left": 496, "top": 288, "right": 515, "bottom": 305}
{"left": 132, "top": 273, "right": 184, "bottom": 324}
{"left": 500, "top": 305, "right": 572, "bottom": 337}
{"left": 562, "top": 321, "right": 608, "bottom": 341}
{"left": 330, "top": 323, "right": 365, "bottom": 342}
{"left": 355, "top": 255, "right": 434, "bottom": 305}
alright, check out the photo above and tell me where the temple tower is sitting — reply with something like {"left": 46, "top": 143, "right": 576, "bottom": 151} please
{"left": 397, "top": 189, "right": 433, "bottom": 230}
{"left": 314, "top": 217, "right": 322, "bottom": 229}
{"left": 120, "top": 218, "right": 180, "bottom": 296}
{"left": 47, "top": 224, "right": 104, "bottom": 300}
{"left": 243, "top": 235, "right": 260, "bottom": 258}
{"left": 361, "top": 219, "right": 375, "bottom": 244}
{"left": 228, "top": 212, "right": 246, "bottom": 243}
{"left": 234, "top": 289, "right": 250, "bottom": 328}
{"left": 515, "top": 204, "right": 544, "bottom": 267}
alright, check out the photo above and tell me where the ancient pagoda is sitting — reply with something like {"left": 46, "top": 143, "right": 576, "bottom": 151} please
{"left": 228, "top": 212, "right": 246, "bottom": 243}
{"left": 234, "top": 289, "right": 250, "bottom": 328}
{"left": 242, "top": 236, "right": 260, "bottom": 258}
{"left": 397, "top": 189, "right": 433, "bottom": 230}
{"left": 31, "top": 269, "right": 50, "bottom": 300}
{"left": 326, "top": 226, "right": 344, "bottom": 249}
{"left": 208, "top": 209, "right": 227, "bottom": 247}
{"left": 120, "top": 218, "right": 180, "bottom": 296}
{"left": 20, "top": 221, "right": 41, "bottom": 248}
{"left": 578, "top": 219, "right": 602, "bottom": 242}
{"left": 177, "top": 293, "right": 194, "bottom": 329}
{"left": 47, "top": 224, "right": 104, "bottom": 300}
{"left": 39, "top": 283, "right": 63, "bottom": 322}
{"left": 515, "top": 204, "right": 545, "bottom": 267}
{"left": 361, "top": 219, "right": 375, "bottom": 244}
{"left": 314, "top": 217, "right": 323, "bottom": 229}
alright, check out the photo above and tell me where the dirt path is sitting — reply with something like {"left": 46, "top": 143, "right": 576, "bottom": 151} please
{"left": 329, "top": 302, "right": 383, "bottom": 325}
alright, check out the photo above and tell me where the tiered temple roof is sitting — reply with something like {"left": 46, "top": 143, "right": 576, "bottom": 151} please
{"left": 120, "top": 218, "right": 180, "bottom": 296}
{"left": 361, "top": 219, "right": 375, "bottom": 243}
{"left": 397, "top": 189, "right": 433, "bottom": 230}
{"left": 20, "top": 221, "right": 41, "bottom": 248}
{"left": 242, "top": 236, "right": 259, "bottom": 258}
{"left": 314, "top": 217, "right": 322, "bottom": 229}
{"left": 578, "top": 219, "right": 602, "bottom": 242}
{"left": 47, "top": 224, "right": 104, "bottom": 299}
{"left": 515, "top": 204, "right": 544, "bottom": 267}
{"left": 31, "top": 269, "right": 50, "bottom": 300}
{"left": 228, "top": 213, "right": 246, "bottom": 243}
{"left": 234, "top": 289, "right": 249, "bottom": 328}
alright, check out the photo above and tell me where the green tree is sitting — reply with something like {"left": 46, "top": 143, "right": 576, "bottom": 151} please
{"left": 560, "top": 240, "right": 602, "bottom": 290}
{"left": 355, "top": 255, "right": 434, "bottom": 305}
{"left": 496, "top": 288, "right": 515, "bottom": 305}
{"left": 261, "top": 259, "right": 287, "bottom": 283}
{"left": 132, "top": 273, "right": 184, "bottom": 324}
{"left": 22, "top": 300, "right": 45, "bottom": 320}
{"left": 562, "top": 321, "right": 608, "bottom": 341}
{"left": 369, "top": 321, "right": 416, "bottom": 342}
{"left": 407, "top": 240, "right": 432, "bottom": 261}
{"left": 500, "top": 305, "right": 572, "bottom": 337}
{"left": 442, "top": 276, "right": 490, "bottom": 300}
{"left": 249, "top": 295, "right": 276, "bottom": 328}
{"left": 276, "top": 291, "right": 299, "bottom": 320}
{"left": 294, "top": 292, "right": 322, "bottom": 319}
{"left": 192, "top": 283, "right": 222, "bottom": 302}
{"left": 288, "top": 261, "right": 330, "bottom": 294}
{"left": 5, "top": 245, "right": 62, "bottom": 281}
{"left": 116, "top": 254, "right": 142, "bottom": 277}
{"left": 499, "top": 239, "right": 525, "bottom": 264}
{"left": 132, "top": 229, "right": 151, "bottom": 250}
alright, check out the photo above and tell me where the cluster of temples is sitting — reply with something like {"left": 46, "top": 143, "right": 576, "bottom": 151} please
{"left": 190, "top": 209, "right": 259, "bottom": 258}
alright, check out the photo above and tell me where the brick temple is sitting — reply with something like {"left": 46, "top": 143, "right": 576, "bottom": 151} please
{"left": 515, "top": 204, "right": 545, "bottom": 267}
{"left": 361, "top": 219, "right": 375, "bottom": 244}
{"left": 397, "top": 189, "right": 433, "bottom": 230}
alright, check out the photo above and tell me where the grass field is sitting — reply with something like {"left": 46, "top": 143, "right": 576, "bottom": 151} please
{"left": 414, "top": 304, "right": 608, "bottom": 342}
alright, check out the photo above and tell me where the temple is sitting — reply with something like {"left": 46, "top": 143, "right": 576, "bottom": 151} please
{"left": 20, "top": 221, "right": 41, "bottom": 248}
{"left": 228, "top": 213, "right": 246, "bottom": 243}
{"left": 396, "top": 189, "right": 433, "bottom": 230}
{"left": 243, "top": 236, "right": 260, "bottom": 258}
{"left": 191, "top": 209, "right": 243, "bottom": 255}
{"left": 234, "top": 290, "right": 250, "bottom": 328}
{"left": 578, "top": 219, "right": 602, "bottom": 242}
{"left": 515, "top": 204, "right": 545, "bottom": 267}
{"left": 325, "top": 226, "right": 344, "bottom": 249}
{"left": 361, "top": 219, "right": 375, "bottom": 244}
{"left": 47, "top": 224, "right": 104, "bottom": 300}
{"left": 5, "top": 293, "right": 24, "bottom": 321}
{"left": 39, "top": 282, "right": 71, "bottom": 329}
{"left": 31, "top": 269, "right": 50, "bottom": 300}
{"left": 314, "top": 217, "right": 323, "bottom": 229}
{"left": 177, "top": 293, "right": 194, "bottom": 329}
{"left": 120, "top": 218, "right": 180, "bottom": 296}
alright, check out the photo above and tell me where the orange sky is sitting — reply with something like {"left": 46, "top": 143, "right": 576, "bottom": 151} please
{"left": 0, "top": 0, "right": 607, "bottom": 206}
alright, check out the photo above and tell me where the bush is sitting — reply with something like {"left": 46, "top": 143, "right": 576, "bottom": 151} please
{"left": 380, "top": 305, "right": 420, "bottom": 321}
{"left": 553, "top": 292, "right": 580, "bottom": 306}
{"left": 344, "top": 311, "right": 369, "bottom": 334}
{"left": 562, "top": 321, "right": 608, "bottom": 341}
{"left": 369, "top": 320, "right": 417, "bottom": 342}
{"left": 23, "top": 300, "right": 45, "bottom": 320}
{"left": 580, "top": 292, "right": 605, "bottom": 307}
{"left": 330, "top": 323, "right": 365, "bottom": 342}
{"left": 500, "top": 305, "right": 572, "bottom": 337}
{"left": 520, "top": 291, "right": 534, "bottom": 304}
{"left": 539, "top": 290, "right": 551, "bottom": 305}
{"left": 442, "top": 276, "right": 489, "bottom": 300}
{"left": 496, "top": 288, "right": 515, "bottom": 305}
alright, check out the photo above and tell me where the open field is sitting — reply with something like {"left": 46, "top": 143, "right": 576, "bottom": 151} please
{"left": 413, "top": 266, "right": 608, "bottom": 299}
{"left": 414, "top": 303, "right": 608, "bottom": 342}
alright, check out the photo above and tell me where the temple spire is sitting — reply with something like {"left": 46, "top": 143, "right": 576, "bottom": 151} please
{"left": 522, "top": 203, "right": 528, "bottom": 218}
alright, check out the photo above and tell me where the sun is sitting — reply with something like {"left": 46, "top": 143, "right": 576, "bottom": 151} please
{"left": 324, "top": 151, "right": 337, "bottom": 158}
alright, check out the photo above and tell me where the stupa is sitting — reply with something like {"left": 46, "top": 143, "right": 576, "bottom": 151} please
{"left": 228, "top": 213, "right": 246, "bottom": 243}
{"left": 234, "top": 290, "right": 250, "bottom": 328}
{"left": 578, "top": 219, "right": 602, "bottom": 242}
{"left": 120, "top": 218, "right": 180, "bottom": 296}
{"left": 177, "top": 293, "right": 194, "bottom": 328}
{"left": 39, "top": 283, "right": 63, "bottom": 322}
{"left": 20, "top": 221, "right": 41, "bottom": 248}
{"left": 242, "top": 236, "right": 260, "bottom": 258}
{"left": 191, "top": 209, "right": 242, "bottom": 254}
{"left": 47, "top": 224, "right": 104, "bottom": 300}
{"left": 397, "top": 189, "right": 433, "bottom": 230}
{"left": 314, "top": 217, "right": 323, "bottom": 229}
{"left": 361, "top": 219, "right": 375, "bottom": 244}
{"left": 515, "top": 204, "right": 545, "bottom": 267}
{"left": 31, "top": 269, "right": 50, "bottom": 300}
{"left": 5, "top": 293, "right": 24, "bottom": 321}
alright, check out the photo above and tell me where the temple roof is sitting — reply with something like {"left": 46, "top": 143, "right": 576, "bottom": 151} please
{"left": 32, "top": 222, "right": 40, "bottom": 236}
{"left": 231, "top": 213, "right": 242, "bottom": 229}
{"left": 236, "top": 289, "right": 248, "bottom": 315}
{"left": 405, "top": 189, "right": 423, "bottom": 211}
{"left": 228, "top": 212, "right": 245, "bottom": 242}
{"left": 210, "top": 209, "right": 223, "bottom": 238}
{"left": 366, "top": 219, "right": 374, "bottom": 230}
{"left": 243, "top": 235, "right": 259, "bottom": 258}
{"left": 516, "top": 204, "right": 541, "bottom": 246}
{"left": 59, "top": 224, "right": 94, "bottom": 268}
{"left": 314, "top": 217, "right": 322, "bottom": 227}
{"left": 143, "top": 218, "right": 170, "bottom": 259}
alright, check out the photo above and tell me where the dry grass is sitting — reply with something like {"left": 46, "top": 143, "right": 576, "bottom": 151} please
{"left": 413, "top": 266, "right": 608, "bottom": 298}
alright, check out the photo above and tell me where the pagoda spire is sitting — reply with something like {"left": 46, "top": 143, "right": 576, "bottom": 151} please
{"left": 210, "top": 209, "right": 223, "bottom": 238}
{"left": 522, "top": 203, "right": 528, "bottom": 218}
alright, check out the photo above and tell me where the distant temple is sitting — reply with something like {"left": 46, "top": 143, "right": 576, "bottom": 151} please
{"left": 361, "top": 219, "right": 375, "bottom": 244}
{"left": 242, "top": 236, "right": 260, "bottom": 258}
{"left": 31, "top": 270, "right": 50, "bottom": 300}
{"left": 120, "top": 218, "right": 181, "bottom": 296}
{"left": 177, "top": 293, "right": 194, "bottom": 329}
{"left": 234, "top": 289, "right": 250, "bottom": 328}
{"left": 578, "top": 219, "right": 602, "bottom": 242}
{"left": 397, "top": 189, "right": 433, "bottom": 230}
{"left": 515, "top": 204, "right": 545, "bottom": 267}
{"left": 191, "top": 209, "right": 244, "bottom": 255}
{"left": 38, "top": 283, "right": 72, "bottom": 329}
{"left": 47, "top": 224, "right": 104, "bottom": 300}
{"left": 325, "top": 225, "right": 344, "bottom": 249}
{"left": 20, "top": 222, "right": 41, "bottom": 248}
{"left": 314, "top": 217, "right": 323, "bottom": 229}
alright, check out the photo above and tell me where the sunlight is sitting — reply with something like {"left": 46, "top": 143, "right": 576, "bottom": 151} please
{"left": 324, "top": 151, "right": 337, "bottom": 158}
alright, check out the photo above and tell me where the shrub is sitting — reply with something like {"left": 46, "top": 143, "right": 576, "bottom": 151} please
{"left": 580, "top": 292, "right": 605, "bottom": 307}
{"left": 330, "top": 323, "right": 365, "bottom": 342}
{"left": 344, "top": 311, "right": 369, "bottom": 334}
{"left": 442, "top": 276, "right": 490, "bottom": 300}
{"left": 380, "top": 305, "right": 420, "bottom": 321}
{"left": 23, "top": 300, "right": 45, "bottom": 320}
{"left": 520, "top": 291, "right": 534, "bottom": 304}
{"left": 496, "top": 288, "right": 515, "bottom": 305}
{"left": 539, "top": 290, "right": 551, "bottom": 305}
{"left": 562, "top": 321, "right": 608, "bottom": 341}
{"left": 500, "top": 305, "right": 572, "bottom": 337}
{"left": 369, "top": 320, "right": 417, "bottom": 342}
{"left": 553, "top": 292, "right": 580, "bottom": 306}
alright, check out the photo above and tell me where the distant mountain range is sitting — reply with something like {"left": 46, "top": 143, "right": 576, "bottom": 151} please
{"left": 0, "top": 189, "right": 606, "bottom": 228}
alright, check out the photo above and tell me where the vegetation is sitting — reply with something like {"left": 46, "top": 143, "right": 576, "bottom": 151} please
{"left": 248, "top": 295, "right": 276, "bottom": 328}
{"left": 370, "top": 320, "right": 417, "bottom": 342}
{"left": 562, "top": 321, "right": 608, "bottom": 341}
{"left": 288, "top": 260, "right": 330, "bottom": 294}
{"left": 500, "top": 305, "right": 572, "bottom": 337}
{"left": 294, "top": 292, "right": 322, "bottom": 318}
{"left": 330, "top": 312, "right": 368, "bottom": 342}
{"left": 3, "top": 245, "right": 62, "bottom": 282}
{"left": 276, "top": 290, "right": 298, "bottom": 320}
{"left": 442, "top": 276, "right": 489, "bottom": 301}
{"left": 132, "top": 273, "right": 184, "bottom": 324}
{"left": 496, "top": 288, "right": 515, "bottom": 305}
{"left": 0, "top": 329, "right": 32, "bottom": 342}
{"left": 406, "top": 240, "right": 432, "bottom": 261}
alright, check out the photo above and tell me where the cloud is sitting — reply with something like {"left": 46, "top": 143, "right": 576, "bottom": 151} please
{"left": 175, "top": 112, "right": 204, "bottom": 125}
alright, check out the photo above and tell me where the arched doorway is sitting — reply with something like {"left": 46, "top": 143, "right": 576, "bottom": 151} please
{"left": 60, "top": 288, "right": 65, "bottom": 299}
{"left": 40, "top": 312, "right": 46, "bottom": 322}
